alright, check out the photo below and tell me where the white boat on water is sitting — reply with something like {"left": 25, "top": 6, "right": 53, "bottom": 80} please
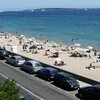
{"left": 41, "top": 9, "right": 45, "bottom": 12}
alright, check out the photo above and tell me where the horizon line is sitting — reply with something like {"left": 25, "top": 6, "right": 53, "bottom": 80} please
{"left": 1, "top": 7, "right": 100, "bottom": 12}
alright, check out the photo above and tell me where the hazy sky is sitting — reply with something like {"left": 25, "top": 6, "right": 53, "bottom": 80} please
{"left": 0, "top": 0, "right": 100, "bottom": 11}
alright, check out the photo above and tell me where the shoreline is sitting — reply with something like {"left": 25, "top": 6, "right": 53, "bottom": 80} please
{"left": 0, "top": 31, "right": 100, "bottom": 55}
{"left": 0, "top": 31, "right": 100, "bottom": 50}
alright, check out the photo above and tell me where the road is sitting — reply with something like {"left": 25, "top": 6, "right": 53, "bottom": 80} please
{"left": 0, "top": 75, "right": 39, "bottom": 100}
{"left": 0, "top": 60, "right": 90, "bottom": 100}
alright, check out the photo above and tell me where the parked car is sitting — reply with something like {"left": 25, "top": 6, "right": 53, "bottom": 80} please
{"left": 6, "top": 55, "right": 25, "bottom": 66}
{"left": 36, "top": 67, "right": 58, "bottom": 81}
{"left": 54, "top": 72, "right": 79, "bottom": 90}
{"left": 78, "top": 84, "right": 100, "bottom": 100}
{"left": 20, "top": 95, "right": 26, "bottom": 100}
{"left": 21, "top": 60, "right": 43, "bottom": 74}
{"left": 0, "top": 48, "right": 9, "bottom": 59}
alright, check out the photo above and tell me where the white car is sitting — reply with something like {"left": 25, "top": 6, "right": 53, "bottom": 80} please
{"left": 21, "top": 60, "right": 43, "bottom": 74}
{"left": 6, "top": 55, "right": 25, "bottom": 67}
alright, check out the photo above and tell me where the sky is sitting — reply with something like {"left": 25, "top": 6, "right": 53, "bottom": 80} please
{"left": 0, "top": 0, "right": 100, "bottom": 11}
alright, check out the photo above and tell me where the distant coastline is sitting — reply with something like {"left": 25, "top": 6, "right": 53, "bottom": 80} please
{"left": 1, "top": 8, "right": 100, "bottom": 12}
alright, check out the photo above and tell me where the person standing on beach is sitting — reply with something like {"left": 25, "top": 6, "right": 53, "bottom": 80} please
{"left": 19, "top": 38, "right": 22, "bottom": 45}
{"left": 71, "top": 38, "right": 75, "bottom": 42}
{"left": 94, "top": 50, "right": 97, "bottom": 56}
{"left": 3, "top": 45, "right": 5, "bottom": 49}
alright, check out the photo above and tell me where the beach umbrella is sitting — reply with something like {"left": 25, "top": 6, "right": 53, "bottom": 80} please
{"left": 29, "top": 45, "right": 37, "bottom": 49}
{"left": 50, "top": 41, "right": 58, "bottom": 47}
{"left": 87, "top": 46, "right": 93, "bottom": 50}
{"left": 52, "top": 42, "right": 58, "bottom": 47}
{"left": 20, "top": 34, "right": 24, "bottom": 37}
{"left": 51, "top": 41, "right": 55, "bottom": 43}
{"left": 31, "top": 37, "right": 35, "bottom": 40}
{"left": 55, "top": 48, "right": 60, "bottom": 51}
{"left": 47, "top": 45, "right": 52, "bottom": 49}
{"left": 47, "top": 45, "right": 52, "bottom": 48}
{"left": 28, "top": 38, "right": 33, "bottom": 41}
{"left": 54, "top": 48, "right": 62, "bottom": 53}
{"left": 55, "top": 58, "right": 62, "bottom": 62}
{"left": 74, "top": 43, "right": 81, "bottom": 47}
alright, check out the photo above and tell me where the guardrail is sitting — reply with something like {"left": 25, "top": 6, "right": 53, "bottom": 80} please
{"left": 7, "top": 51, "right": 100, "bottom": 85}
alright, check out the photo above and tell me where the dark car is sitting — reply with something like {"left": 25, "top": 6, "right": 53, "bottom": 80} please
{"left": 54, "top": 72, "right": 79, "bottom": 90}
{"left": 78, "top": 84, "right": 100, "bottom": 100}
{"left": 36, "top": 67, "right": 58, "bottom": 81}
{"left": 0, "top": 48, "right": 9, "bottom": 59}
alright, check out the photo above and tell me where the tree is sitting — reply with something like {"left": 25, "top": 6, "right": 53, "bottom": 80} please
{"left": 0, "top": 79, "right": 20, "bottom": 100}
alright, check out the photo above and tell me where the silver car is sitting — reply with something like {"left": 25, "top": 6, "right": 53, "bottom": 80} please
{"left": 21, "top": 60, "right": 43, "bottom": 74}
{"left": 6, "top": 55, "right": 25, "bottom": 66}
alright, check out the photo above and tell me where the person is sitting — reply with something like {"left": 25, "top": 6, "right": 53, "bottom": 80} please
{"left": 87, "top": 63, "right": 93, "bottom": 69}
{"left": 71, "top": 38, "right": 75, "bottom": 42}
{"left": 11, "top": 46, "right": 13, "bottom": 51}
{"left": 3, "top": 45, "right": 5, "bottom": 50}
{"left": 32, "top": 49, "right": 34, "bottom": 54}
{"left": 34, "top": 49, "right": 38, "bottom": 54}
{"left": 98, "top": 54, "right": 100, "bottom": 59}
{"left": 44, "top": 50, "right": 48, "bottom": 56}
{"left": 89, "top": 63, "right": 96, "bottom": 69}
{"left": 19, "top": 39, "right": 22, "bottom": 45}
{"left": 89, "top": 55, "right": 92, "bottom": 59}
{"left": 26, "top": 46, "right": 29, "bottom": 53}
{"left": 54, "top": 61, "right": 58, "bottom": 65}
{"left": 54, "top": 60, "right": 64, "bottom": 66}
{"left": 22, "top": 44, "right": 26, "bottom": 51}
{"left": 46, "top": 49, "right": 50, "bottom": 52}
{"left": 61, "top": 61, "right": 64, "bottom": 65}
{"left": 94, "top": 50, "right": 97, "bottom": 56}
{"left": 5, "top": 35, "right": 7, "bottom": 39}
{"left": 59, "top": 43, "right": 63, "bottom": 47}
{"left": 40, "top": 45, "right": 43, "bottom": 49}
{"left": 53, "top": 52, "right": 59, "bottom": 58}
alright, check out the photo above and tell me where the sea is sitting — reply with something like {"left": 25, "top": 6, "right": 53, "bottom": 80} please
{"left": 0, "top": 8, "right": 100, "bottom": 49}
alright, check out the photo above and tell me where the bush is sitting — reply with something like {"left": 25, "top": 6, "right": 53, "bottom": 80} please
{"left": 0, "top": 79, "right": 20, "bottom": 100}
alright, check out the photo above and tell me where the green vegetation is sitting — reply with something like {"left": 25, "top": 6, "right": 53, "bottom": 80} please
{"left": 0, "top": 79, "right": 20, "bottom": 100}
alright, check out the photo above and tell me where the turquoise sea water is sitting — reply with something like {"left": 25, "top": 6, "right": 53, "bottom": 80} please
{"left": 0, "top": 8, "right": 100, "bottom": 49}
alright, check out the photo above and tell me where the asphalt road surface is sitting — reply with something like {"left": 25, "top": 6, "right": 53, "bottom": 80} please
{"left": 0, "top": 75, "right": 40, "bottom": 100}
{"left": 0, "top": 60, "right": 82, "bottom": 100}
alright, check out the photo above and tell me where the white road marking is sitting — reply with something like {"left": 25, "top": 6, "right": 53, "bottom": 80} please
{"left": 0, "top": 73, "right": 44, "bottom": 100}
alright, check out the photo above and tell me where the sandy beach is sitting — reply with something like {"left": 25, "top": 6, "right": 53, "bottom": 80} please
{"left": 0, "top": 32, "right": 100, "bottom": 83}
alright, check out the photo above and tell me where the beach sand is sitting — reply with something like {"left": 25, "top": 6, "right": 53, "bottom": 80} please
{"left": 0, "top": 33, "right": 100, "bottom": 83}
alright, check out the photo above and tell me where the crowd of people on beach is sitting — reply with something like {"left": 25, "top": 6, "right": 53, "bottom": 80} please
{"left": 17, "top": 34, "right": 100, "bottom": 67}
{"left": 0, "top": 32, "right": 100, "bottom": 68}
